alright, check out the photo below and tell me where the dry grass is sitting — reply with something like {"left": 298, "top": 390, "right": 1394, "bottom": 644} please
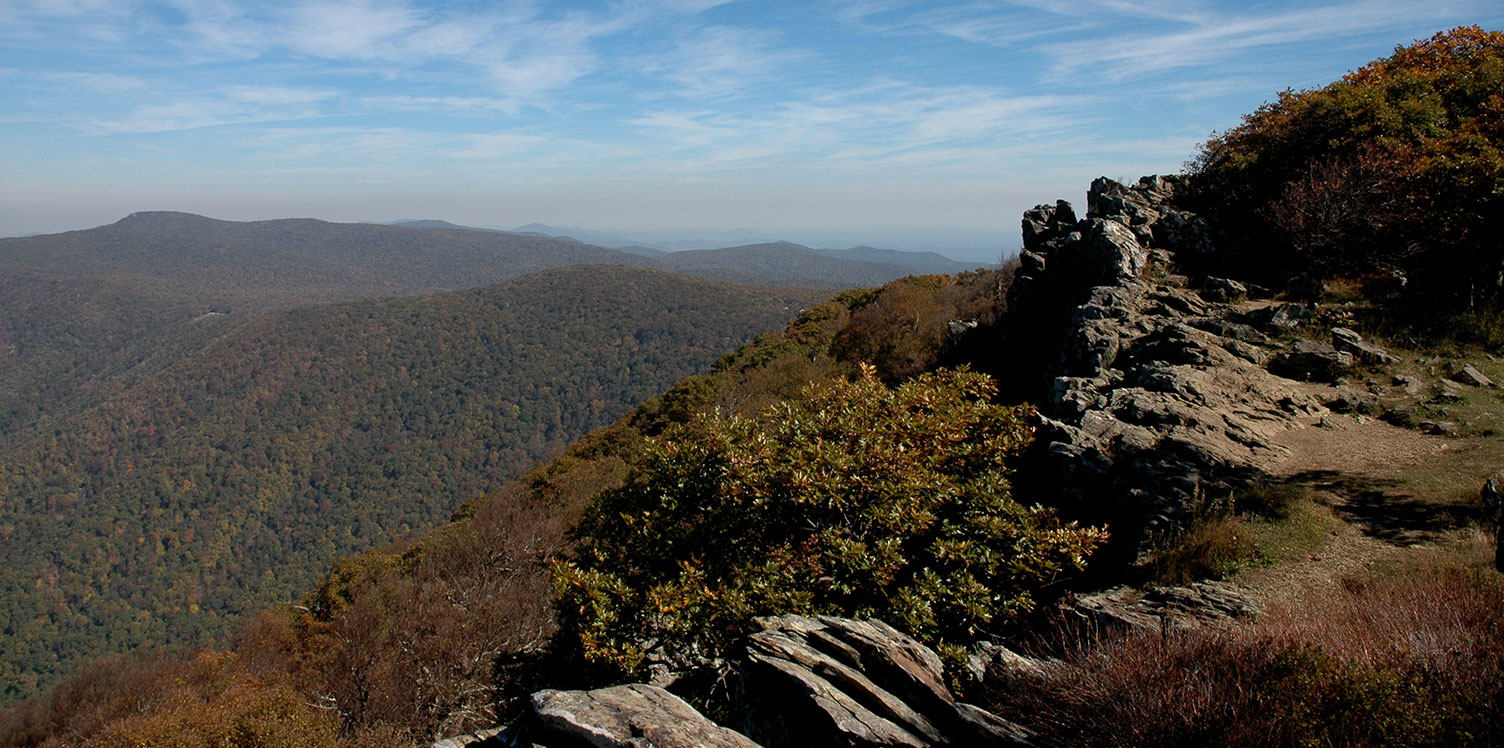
{"left": 1144, "top": 483, "right": 1336, "bottom": 586}
{"left": 988, "top": 562, "right": 1504, "bottom": 748}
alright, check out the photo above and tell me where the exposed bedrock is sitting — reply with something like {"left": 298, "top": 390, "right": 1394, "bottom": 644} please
{"left": 1006, "top": 175, "right": 1330, "bottom": 562}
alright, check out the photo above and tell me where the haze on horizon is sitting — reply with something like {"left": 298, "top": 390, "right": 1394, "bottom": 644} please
{"left": 3, "top": 0, "right": 1502, "bottom": 263}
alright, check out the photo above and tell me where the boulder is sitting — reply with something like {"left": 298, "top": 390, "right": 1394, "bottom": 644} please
{"left": 1451, "top": 364, "right": 1496, "bottom": 388}
{"left": 1435, "top": 379, "right": 1467, "bottom": 402}
{"left": 946, "top": 318, "right": 979, "bottom": 339}
{"left": 430, "top": 728, "right": 505, "bottom": 748}
{"left": 1392, "top": 374, "right": 1425, "bottom": 396}
{"left": 1247, "top": 303, "right": 1311, "bottom": 332}
{"left": 530, "top": 684, "right": 761, "bottom": 748}
{"left": 1330, "top": 327, "right": 1398, "bottom": 365}
{"left": 1269, "top": 340, "right": 1353, "bottom": 382}
{"left": 1021, "top": 200, "right": 1078, "bottom": 252}
{"left": 1003, "top": 174, "right": 1318, "bottom": 562}
{"left": 1152, "top": 210, "right": 1216, "bottom": 256}
{"left": 965, "top": 641, "right": 1050, "bottom": 685}
{"left": 1326, "top": 387, "right": 1379, "bottom": 415}
{"left": 737, "top": 616, "right": 1043, "bottom": 748}
{"left": 1199, "top": 277, "right": 1247, "bottom": 303}
{"left": 1059, "top": 581, "right": 1260, "bottom": 635}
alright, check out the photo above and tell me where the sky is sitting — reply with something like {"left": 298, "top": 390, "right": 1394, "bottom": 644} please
{"left": 2, "top": 1, "right": 1502, "bottom": 262}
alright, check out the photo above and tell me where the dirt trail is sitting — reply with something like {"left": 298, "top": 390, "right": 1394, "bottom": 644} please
{"left": 1234, "top": 413, "right": 1473, "bottom": 610}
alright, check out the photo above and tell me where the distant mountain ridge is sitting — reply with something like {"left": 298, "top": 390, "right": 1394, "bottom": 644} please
{"left": 0, "top": 212, "right": 966, "bottom": 445}
{"left": 509, "top": 222, "right": 1002, "bottom": 265}
{"left": 655, "top": 241, "right": 927, "bottom": 289}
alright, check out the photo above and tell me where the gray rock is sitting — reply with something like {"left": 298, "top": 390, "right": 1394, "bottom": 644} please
{"left": 1247, "top": 303, "right": 1311, "bottom": 331}
{"left": 1060, "top": 581, "right": 1260, "bottom": 636}
{"left": 1005, "top": 174, "right": 1315, "bottom": 562}
{"left": 529, "top": 683, "right": 764, "bottom": 746}
{"left": 1081, "top": 218, "right": 1149, "bottom": 283}
{"left": 966, "top": 641, "right": 1050, "bottom": 685}
{"left": 1330, "top": 327, "right": 1398, "bottom": 365}
{"left": 1152, "top": 210, "right": 1216, "bottom": 256}
{"left": 1269, "top": 340, "right": 1353, "bottom": 382}
{"left": 1020, "top": 200, "right": 1077, "bottom": 253}
{"left": 1064, "top": 319, "right": 1121, "bottom": 377}
{"left": 946, "top": 318, "right": 979, "bottom": 339}
{"left": 1393, "top": 375, "right": 1426, "bottom": 396}
{"left": 1452, "top": 364, "right": 1496, "bottom": 388}
{"left": 1223, "top": 339, "right": 1270, "bottom": 365}
{"left": 1019, "top": 250, "right": 1046, "bottom": 275}
{"left": 1199, "top": 277, "right": 1247, "bottom": 303}
{"left": 430, "top": 728, "right": 506, "bottom": 748}
{"left": 531, "top": 684, "right": 761, "bottom": 748}
{"left": 1326, "top": 387, "right": 1379, "bottom": 415}
{"left": 1436, "top": 379, "right": 1467, "bottom": 402}
{"left": 737, "top": 616, "right": 1043, "bottom": 748}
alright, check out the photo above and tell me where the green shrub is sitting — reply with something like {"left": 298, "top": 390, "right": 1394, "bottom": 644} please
{"left": 552, "top": 366, "right": 1105, "bottom": 679}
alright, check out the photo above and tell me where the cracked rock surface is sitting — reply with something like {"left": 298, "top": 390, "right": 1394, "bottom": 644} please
{"left": 1007, "top": 176, "right": 1327, "bottom": 560}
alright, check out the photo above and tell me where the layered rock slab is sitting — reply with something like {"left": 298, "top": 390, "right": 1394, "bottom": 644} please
{"left": 528, "top": 684, "right": 761, "bottom": 748}
{"left": 737, "top": 615, "right": 1044, "bottom": 748}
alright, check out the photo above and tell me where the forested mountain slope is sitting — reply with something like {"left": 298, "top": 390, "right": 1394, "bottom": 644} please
{"left": 0, "top": 215, "right": 960, "bottom": 437}
{"left": 0, "top": 265, "right": 820, "bottom": 701}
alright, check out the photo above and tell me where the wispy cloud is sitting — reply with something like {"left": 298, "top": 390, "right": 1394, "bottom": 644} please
{"left": 1040, "top": 0, "right": 1488, "bottom": 80}
{"left": 4, "top": 0, "right": 1503, "bottom": 241}
{"left": 43, "top": 72, "right": 149, "bottom": 93}
{"left": 629, "top": 80, "right": 1092, "bottom": 174}
{"left": 92, "top": 85, "right": 339, "bottom": 133}
{"left": 632, "top": 25, "right": 813, "bottom": 99}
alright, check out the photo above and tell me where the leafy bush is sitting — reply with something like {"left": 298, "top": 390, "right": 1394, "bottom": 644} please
{"left": 1188, "top": 26, "right": 1504, "bottom": 311}
{"left": 552, "top": 366, "right": 1105, "bottom": 679}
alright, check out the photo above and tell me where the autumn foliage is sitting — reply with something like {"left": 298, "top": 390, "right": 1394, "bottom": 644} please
{"left": 1188, "top": 26, "right": 1504, "bottom": 310}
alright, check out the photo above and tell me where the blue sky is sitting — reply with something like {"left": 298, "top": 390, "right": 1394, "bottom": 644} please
{"left": 2, "top": 1, "right": 1501, "bottom": 261}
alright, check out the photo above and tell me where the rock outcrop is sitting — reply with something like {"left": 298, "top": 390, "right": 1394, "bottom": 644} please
{"left": 737, "top": 615, "right": 1043, "bottom": 748}
{"left": 1057, "top": 580, "right": 1260, "bottom": 635}
{"left": 473, "top": 616, "right": 1045, "bottom": 748}
{"left": 440, "top": 174, "right": 1398, "bottom": 748}
{"left": 1006, "top": 176, "right": 1327, "bottom": 561}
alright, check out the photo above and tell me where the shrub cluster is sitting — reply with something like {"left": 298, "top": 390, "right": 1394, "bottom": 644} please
{"left": 552, "top": 366, "right": 1105, "bottom": 679}
{"left": 1188, "top": 26, "right": 1504, "bottom": 312}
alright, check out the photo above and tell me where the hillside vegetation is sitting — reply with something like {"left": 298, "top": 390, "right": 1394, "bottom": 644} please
{"left": 0, "top": 265, "right": 819, "bottom": 703}
{"left": 1188, "top": 26, "right": 1504, "bottom": 320}
{"left": 0, "top": 268, "right": 1011, "bottom": 745}
{"left": 8, "top": 26, "right": 1504, "bottom": 748}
